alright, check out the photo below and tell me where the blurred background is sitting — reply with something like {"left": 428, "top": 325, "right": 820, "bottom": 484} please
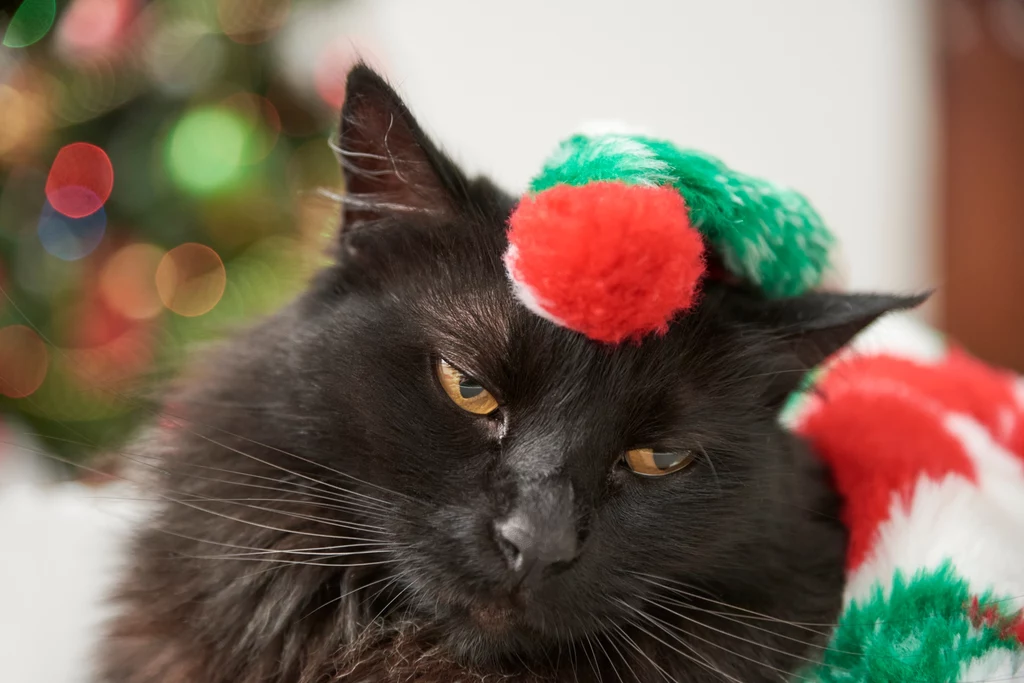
{"left": 3, "top": 0, "right": 1024, "bottom": 470}
{"left": 0, "top": 1, "right": 1022, "bottom": 680}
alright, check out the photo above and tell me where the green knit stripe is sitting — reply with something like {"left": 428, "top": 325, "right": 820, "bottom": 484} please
{"left": 530, "top": 133, "right": 834, "bottom": 298}
{"left": 802, "top": 563, "right": 1022, "bottom": 683}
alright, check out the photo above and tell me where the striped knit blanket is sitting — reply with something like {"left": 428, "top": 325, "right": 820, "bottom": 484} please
{"left": 782, "top": 316, "right": 1024, "bottom": 682}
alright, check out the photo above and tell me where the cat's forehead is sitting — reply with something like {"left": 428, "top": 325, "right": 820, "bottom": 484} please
{"left": 418, "top": 283, "right": 516, "bottom": 365}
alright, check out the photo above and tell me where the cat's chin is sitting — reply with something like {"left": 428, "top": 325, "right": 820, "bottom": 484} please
{"left": 422, "top": 594, "right": 590, "bottom": 665}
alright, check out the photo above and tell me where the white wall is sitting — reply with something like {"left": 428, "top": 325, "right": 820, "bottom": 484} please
{"left": 308, "top": 0, "right": 937, "bottom": 305}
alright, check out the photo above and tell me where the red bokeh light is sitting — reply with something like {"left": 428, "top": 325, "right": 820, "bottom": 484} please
{"left": 0, "top": 325, "right": 49, "bottom": 399}
{"left": 314, "top": 42, "right": 361, "bottom": 110}
{"left": 57, "top": 0, "right": 136, "bottom": 61}
{"left": 45, "top": 142, "right": 114, "bottom": 218}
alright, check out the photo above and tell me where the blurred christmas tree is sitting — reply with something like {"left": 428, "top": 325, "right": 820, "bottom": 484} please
{"left": 0, "top": 0, "right": 363, "bottom": 464}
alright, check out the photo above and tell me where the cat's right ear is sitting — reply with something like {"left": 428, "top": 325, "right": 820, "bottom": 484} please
{"left": 334, "top": 65, "right": 471, "bottom": 232}
{"left": 716, "top": 286, "right": 929, "bottom": 409}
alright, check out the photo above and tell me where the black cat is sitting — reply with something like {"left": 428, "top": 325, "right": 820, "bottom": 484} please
{"left": 97, "top": 65, "right": 921, "bottom": 683}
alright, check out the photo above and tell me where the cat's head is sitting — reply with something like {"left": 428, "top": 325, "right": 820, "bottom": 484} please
{"left": 267, "top": 66, "right": 919, "bottom": 660}
{"left": 139, "top": 66, "right": 922, "bottom": 677}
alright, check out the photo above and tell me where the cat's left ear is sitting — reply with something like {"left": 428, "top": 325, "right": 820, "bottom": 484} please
{"left": 721, "top": 289, "right": 930, "bottom": 408}
{"left": 335, "top": 65, "right": 470, "bottom": 230}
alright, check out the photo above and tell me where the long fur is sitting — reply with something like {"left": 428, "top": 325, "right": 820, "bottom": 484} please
{"left": 96, "top": 66, "right": 917, "bottom": 683}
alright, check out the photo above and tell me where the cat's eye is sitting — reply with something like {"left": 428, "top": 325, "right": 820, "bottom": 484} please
{"left": 622, "top": 448, "right": 695, "bottom": 477}
{"left": 436, "top": 358, "right": 499, "bottom": 415}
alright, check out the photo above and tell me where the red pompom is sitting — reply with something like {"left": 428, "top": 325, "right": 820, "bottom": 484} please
{"left": 505, "top": 182, "right": 705, "bottom": 343}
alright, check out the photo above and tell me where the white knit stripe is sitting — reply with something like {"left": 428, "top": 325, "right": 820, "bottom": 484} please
{"left": 958, "top": 647, "right": 1024, "bottom": 682}
{"left": 583, "top": 135, "right": 672, "bottom": 186}
{"left": 843, "top": 313, "right": 948, "bottom": 365}
{"left": 502, "top": 245, "right": 568, "bottom": 328}
{"left": 843, "top": 412, "right": 1024, "bottom": 607}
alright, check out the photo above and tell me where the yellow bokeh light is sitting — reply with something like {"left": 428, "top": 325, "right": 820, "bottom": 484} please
{"left": 217, "top": 0, "right": 290, "bottom": 45}
{"left": 0, "top": 324, "right": 49, "bottom": 398}
{"left": 100, "top": 243, "right": 166, "bottom": 320}
{"left": 155, "top": 243, "right": 227, "bottom": 317}
{"left": 0, "top": 83, "right": 47, "bottom": 160}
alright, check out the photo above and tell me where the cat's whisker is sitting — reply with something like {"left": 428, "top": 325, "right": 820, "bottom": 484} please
{"left": 8, "top": 440, "right": 401, "bottom": 541}
{"left": 646, "top": 590, "right": 830, "bottom": 638}
{"left": 159, "top": 492, "right": 394, "bottom": 542}
{"left": 11, "top": 429, "right": 398, "bottom": 521}
{"left": 361, "top": 574, "right": 415, "bottom": 645}
{"left": 312, "top": 187, "right": 432, "bottom": 214}
{"left": 614, "top": 602, "right": 743, "bottom": 683}
{"left": 89, "top": 492, "right": 395, "bottom": 530}
{"left": 695, "top": 443, "right": 720, "bottom": 492}
{"left": 164, "top": 497, "right": 392, "bottom": 527}
{"left": 646, "top": 592, "right": 836, "bottom": 647}
{"left": 629, "top": 573, "right": 832, "bottom": 632}
{"left": 618, "top": 609, "right": 718, "bottom": 678}
{"left": 180, "top": 547, "right": 396, "bottom": 561}
{"left": 158, "top": 493, "right": 396, "bottom": 536}
{"left": 169, "top": 553, "right": 401, "bottom": 569}
{"left": 47, "top": 436, "right": 399, "bottom": 517}
{"left": 581, "top": 634, "right": 602, "bottom": 683}
{"left": 620, "top": 596, "right": 823, "bottom": 679}
{"left": 608, "top": 623, "right": 677, "bottom": 683}
{"left": 299, "top": 572, "right": 398, "bottom": 624}
{"left": 599, "top": 628, "right": 637, "bottom": 683}
{"left": 157, "top": 413, "right": 412, "bottom": 505}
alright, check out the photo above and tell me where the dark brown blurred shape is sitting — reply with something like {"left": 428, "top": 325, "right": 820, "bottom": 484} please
{"left": 941, "top": 0, "right": 1024, "bottom": 372}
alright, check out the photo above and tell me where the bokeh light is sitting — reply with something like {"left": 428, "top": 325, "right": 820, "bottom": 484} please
{"left": 3, "top": 0, "right": 57, "bottom": 48}
{"left": 0, "top": 166, "right": 46, "bottom": 236}
{"left": 56, "top": 0, "right": 135, "bottom": 61}
{"left": 0, "top": 259, "right": 7, "bottom": 316}
{"left": 145, "top": 19, "right": 226, "bottom": 96}
{"left": 61, "top": 284, "right": 156, "bottom": 391}
{"left": 314, "top": 41, "right": 361, "bottom": 109}
{"left": 100, "top": 243, "right": 166, "bottom": 320}
{"left": 202, "top": 189, "right": 285, "bottom": 248}
{"left": 156, "top": 243, "right": 227, "bottom": 317}
{"left": 45, "top": 142, "right": 114, "bottom": 218}
{"left": 0, "top": 325, "right": 49, "bottom": 398}
{"left": 0, "top": 83, "right": 49, "bottom": 159}
{"left": 166, "top": 106, "right": 249, "bottom": 196}
{"left": 37, "top": 201, "right": 107, "bottom": 261}
{"left": 217, "top": 0, "right": 290, "bottom": 45}
{"left": 222, "top": 92, "right": 282, "bottom": 164}
{"left": 287, "top": 137, "right": 343, "bottom": 193}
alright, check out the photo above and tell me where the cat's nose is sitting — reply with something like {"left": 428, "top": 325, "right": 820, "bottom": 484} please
{"left": 493, "top": 483, "right": 578, "bottom": 584}
{"left": 495, "top": 513, "right": 577, "bottom": 581}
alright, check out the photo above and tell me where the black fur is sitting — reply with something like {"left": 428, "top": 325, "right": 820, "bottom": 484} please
{"left": 97, "top": 66, "right": 922, "bottom": 683}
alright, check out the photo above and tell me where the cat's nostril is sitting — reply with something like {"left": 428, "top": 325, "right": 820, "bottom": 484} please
{"left": 493, "top": 513, "right": 578, "bottom": 582}
{"left": 495, "top": 530, "right": 524, "bottom": 571}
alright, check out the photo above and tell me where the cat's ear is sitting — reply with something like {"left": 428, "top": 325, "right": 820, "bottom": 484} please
{"left": 721, "top": 289, "right": 929, "bottom": 408}
{"left": 335, "top": 65, "right": 469, "bottom": 230}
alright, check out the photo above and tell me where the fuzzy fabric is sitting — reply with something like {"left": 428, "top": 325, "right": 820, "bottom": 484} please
{"left": 784, "top": 320, "right": 1024, "bottom": 682}
{"left": 528, "top": 131, "right": 834, "bottom": 298}
{"left": 505, "top": 181, "right": 704, "bottom": 343}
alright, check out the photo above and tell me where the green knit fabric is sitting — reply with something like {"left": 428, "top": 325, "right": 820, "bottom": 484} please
{"left": 530, "top": 133, "right": 834, "bottom": 298}
{"left": 800, "top": 563, "right": 1021, "bottom": 683}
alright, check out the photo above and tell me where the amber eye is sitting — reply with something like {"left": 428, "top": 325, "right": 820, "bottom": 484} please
{"left": 436, "top": 358, "right": 499, "bottom": 415}
{"left": 623, "top": 448, "right": 695, "bottom": 477}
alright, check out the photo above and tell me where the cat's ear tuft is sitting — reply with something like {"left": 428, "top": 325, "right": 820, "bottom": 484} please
{"left": 335, "top": 64, "right": 469, "bottom": 230}
{"left": 723, "top": 289, "right": 930, "bottom": 408}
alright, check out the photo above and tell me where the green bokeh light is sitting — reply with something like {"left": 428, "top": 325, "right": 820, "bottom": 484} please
{"left": 165, "top": 106, "right": 249, "bottom": 196}
{"left": 2, "top": 0, "right": 56, "bottom": 48}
